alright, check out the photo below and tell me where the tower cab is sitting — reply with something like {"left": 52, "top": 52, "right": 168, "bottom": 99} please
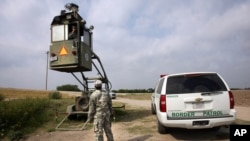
{"left": 50, "top": 3, "right": 93, "bottom": 72}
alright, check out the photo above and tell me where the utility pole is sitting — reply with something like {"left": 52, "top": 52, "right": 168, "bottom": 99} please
{"left": 46, "top": 51, "right": 49, "bottom": 90}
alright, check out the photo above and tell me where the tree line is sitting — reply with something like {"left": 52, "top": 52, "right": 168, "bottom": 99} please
{"left": 56, "top": 84, "right": 249, "bottom": 93}
{"left": 56, "top": 84, "right": 154, "bottom": 93}
{"left": 112, "top": 88, "right": 154, "bottom": 93}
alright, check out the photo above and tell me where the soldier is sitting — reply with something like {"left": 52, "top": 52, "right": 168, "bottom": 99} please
{"left": 87, "top": 80, "right": 114, "bottom": 141}
{"left": 68, "top": 26, "right": 77, "bottom": 39}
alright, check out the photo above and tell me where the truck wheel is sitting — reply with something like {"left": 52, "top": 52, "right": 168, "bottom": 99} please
{"left": 157, "top": 120, "right": 168, "bottom": 134}
{"left": 67, "top": 105, "right": 77, "bottom": 120}
{"left": 76, "top": 96, "right": 89, "bottom": 111}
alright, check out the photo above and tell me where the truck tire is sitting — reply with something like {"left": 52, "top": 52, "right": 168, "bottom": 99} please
{"left": 76, "top": 96, "right": 89, "bottom": 111}
{"left": 67, "top": 105, "right": 77, "bottom": 120}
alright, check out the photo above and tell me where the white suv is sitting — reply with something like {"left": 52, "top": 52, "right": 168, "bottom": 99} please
{"left": 151, "top": 72, "right": 236, "bottom": 134}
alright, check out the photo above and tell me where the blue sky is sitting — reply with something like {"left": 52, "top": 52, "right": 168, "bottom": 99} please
{"left": 0, "top": 0, "right": 250, "bottom": 90}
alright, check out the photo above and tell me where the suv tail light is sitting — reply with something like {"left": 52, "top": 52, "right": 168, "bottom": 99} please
{"left": 160, "top": 74, "right": 166, "bottom": 78}
{"left": 160, "top": 95, "right": 166, "bottom": 112}
{"left": 229, "top": 91, "right": 235, "bottom": 109}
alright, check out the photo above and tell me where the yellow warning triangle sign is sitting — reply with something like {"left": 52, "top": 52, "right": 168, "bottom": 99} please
{"left": 59, "top": 46, "right": 68, "bottom": 55}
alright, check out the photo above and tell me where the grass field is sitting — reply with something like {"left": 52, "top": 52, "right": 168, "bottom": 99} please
{"left": 0, "top": 88, "right": 50, "bottom": 99}
{"left": 0, "top": 88, "right": 75, "bottom": 100}
{"left": 0, "top": 87, "right": 249, "bottom": 140}
{"left": 1, "top": 88, "right": 249, "bottom": 106}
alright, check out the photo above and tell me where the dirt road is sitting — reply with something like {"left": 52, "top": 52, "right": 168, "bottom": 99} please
{"left": 25, "top": 98, "right": 250, "bottom": 141}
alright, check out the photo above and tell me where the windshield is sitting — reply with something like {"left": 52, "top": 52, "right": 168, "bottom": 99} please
{"left": 51, "top": 25, "right": 68, "bottom": 42}
{"left": 166, "top": 74, "right": 227, "bottom": 94}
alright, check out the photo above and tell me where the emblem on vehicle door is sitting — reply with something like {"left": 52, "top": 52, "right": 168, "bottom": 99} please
{"left": 195, "top": 97, "right": 203, "bottom": 102}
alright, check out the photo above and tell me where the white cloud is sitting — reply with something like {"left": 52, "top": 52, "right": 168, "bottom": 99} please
{"left": 197, "top": 1, "right": 250, "bottom": 41}
{"left": 0, "top": 0, "right": 249, "bottom": 90}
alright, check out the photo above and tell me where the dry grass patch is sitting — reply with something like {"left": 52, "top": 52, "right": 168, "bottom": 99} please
{"left": 0, "top": 88, "right": 49, "bottom": 99}
{"left": 232, "top": 90, "right": 250, "bottom": 107}
{"left": 117, "top": 93, "right": 151, "bottom": 100}
{"left": 0, "top": 88, "right": 77, "bottom": 100}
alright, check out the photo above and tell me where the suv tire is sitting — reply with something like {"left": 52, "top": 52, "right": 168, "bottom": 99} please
{"left": 157, "top": 120, "right": 168, "bottom": 134}
{"left": 151, "top": 103, "right": 156, "bottom": 115}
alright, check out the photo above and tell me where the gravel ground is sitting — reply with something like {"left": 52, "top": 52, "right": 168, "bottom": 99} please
{"left": 25, "top": 92, "right": 250, "bottom": 141}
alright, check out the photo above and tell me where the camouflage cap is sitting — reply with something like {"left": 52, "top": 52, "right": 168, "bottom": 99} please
{"left": 95, "top": 80, "right": 102, "bottom": 86}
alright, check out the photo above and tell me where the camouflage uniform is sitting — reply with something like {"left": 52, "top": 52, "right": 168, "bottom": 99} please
{"left": 88, "top": 89, "right": 114, "bottom": 141}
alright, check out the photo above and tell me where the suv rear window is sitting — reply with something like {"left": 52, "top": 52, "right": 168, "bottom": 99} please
{"left": 166, "top": 73, "right": 227, "bottom": 94}
{"left": 156, "top": 79, "right": 164, "bottom": 94}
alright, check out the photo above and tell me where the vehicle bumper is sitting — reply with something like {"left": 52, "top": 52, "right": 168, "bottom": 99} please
{"left": 157, "top": 110, "right": 236, "bottom": 129}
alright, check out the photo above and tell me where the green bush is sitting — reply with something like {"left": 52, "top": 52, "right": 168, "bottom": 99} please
{"left": 48, "top": 91, "right": 62, "bottom": 99}
{"left": 56, "top": 84, "right": 80, "bottom": 91}
{"left": 0, "top": 98, "right": 52, "bottom": 140}
{"left": 0, "top": 93, "right": 4, "bottom": 101}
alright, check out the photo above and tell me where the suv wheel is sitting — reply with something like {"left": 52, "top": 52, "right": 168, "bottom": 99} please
{"left": 151, "top": 103, "right": 156, "bottom": 115}
{"left": 210, "top": 126, "right": 221, "bottom": 131}
{"left": 157, "top": 120, "right": 168, "bottom": 134}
